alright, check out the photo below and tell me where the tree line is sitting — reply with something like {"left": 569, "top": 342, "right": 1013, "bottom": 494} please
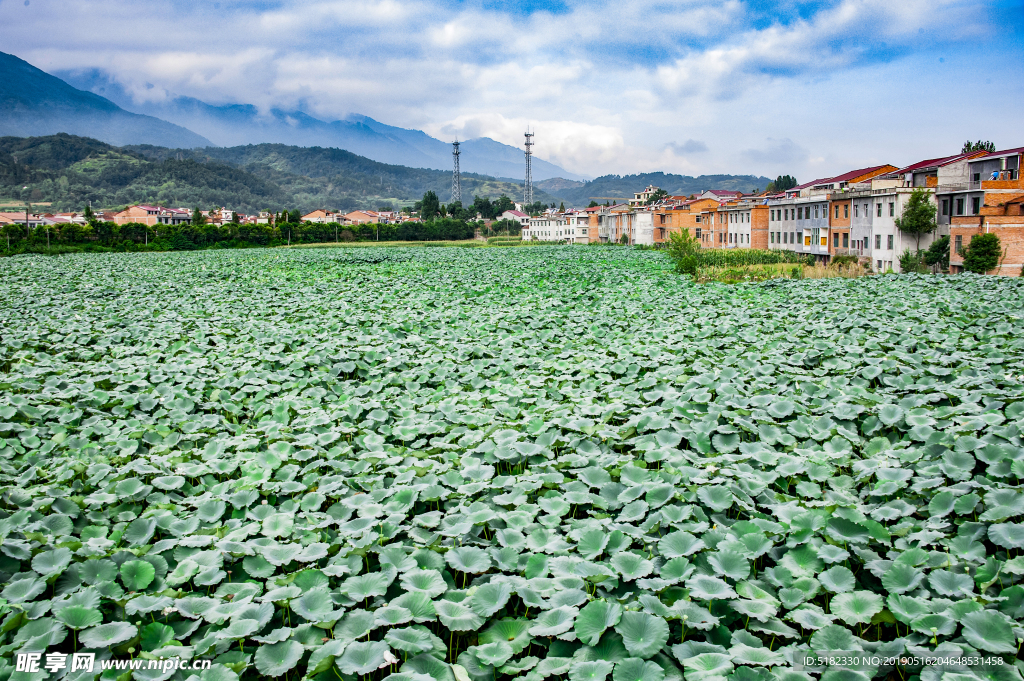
{"left": 1, "top": 213, "right": 481, "bottom": 254}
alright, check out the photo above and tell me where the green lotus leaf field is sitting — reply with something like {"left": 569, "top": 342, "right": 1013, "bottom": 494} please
{"left": 1, "top": 246, "right": 1023, "bottom": 681}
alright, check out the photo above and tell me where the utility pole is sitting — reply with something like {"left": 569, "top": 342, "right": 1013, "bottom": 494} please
{"left": 523, "top": 130, "right": 534, "bottom": 207}
{"left": 451, "top": 140, "right": 461, "bottom": 204}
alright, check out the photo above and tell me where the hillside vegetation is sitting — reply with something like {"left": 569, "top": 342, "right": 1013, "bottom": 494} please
{"left": 0, "top": 134, "right": 556, "bottom": 213}
{"left": 539, "top": 171, "right": 772, "bottom": 204}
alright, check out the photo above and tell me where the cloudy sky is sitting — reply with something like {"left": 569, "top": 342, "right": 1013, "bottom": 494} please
{"left": 4, "top": 0, "right": 1022, "bottom": 180}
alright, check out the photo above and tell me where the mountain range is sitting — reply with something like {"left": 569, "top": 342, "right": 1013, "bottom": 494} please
{"left": 0, "top": 52, "right": 210, "bottom": 149}
{"left": 1, "top": 50, "right": 774, "bottom": 211}
{"left": 46, "top": 62, "right": 583, "bottom": 181}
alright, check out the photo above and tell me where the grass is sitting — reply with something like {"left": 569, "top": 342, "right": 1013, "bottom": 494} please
{"left": 285, "top": 239, "right": 486, "bottom": 249}
{"left": 696, "top": 261, "right": 870, "bottom": 284}
{"left": 287, "top": 238, "right": 548, "bottom": 249}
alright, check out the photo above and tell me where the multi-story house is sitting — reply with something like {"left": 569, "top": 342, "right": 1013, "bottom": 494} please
{"left": 767, "top": 180, "right": 833, "bottom": 261}
{"left": 659, "top": 197, "right": 722, "bottom": 245}
{"left": 629, "top": 185, "right": 662, "bottom": 207}
{"left": 824, "top": 153, "right": 980, "bottom": 272}
{"left": 302, "top": 210, "right": 349, "bottom": 224}
{"left": 112, "top": 205, "right": 192, "bottom": 226}
{"left": 522, "top": 214, "right": 569, "bottom": 242}
{"left": 944, "top": 146, "right": 1024, "bottom": 275}
{"left": 564, "top": 211, "right": 595, "bottom": 243}
{"left": 344, "top": 210, "right": 380, "bottom": 224}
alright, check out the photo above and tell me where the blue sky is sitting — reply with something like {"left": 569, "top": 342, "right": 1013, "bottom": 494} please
{"left": 4, "top": 0, "right": 1022, "bottom": 180}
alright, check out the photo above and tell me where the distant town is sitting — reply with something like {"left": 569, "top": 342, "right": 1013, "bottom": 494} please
{"left": 2, "top": 143, "right": 1021, "bottom": 275}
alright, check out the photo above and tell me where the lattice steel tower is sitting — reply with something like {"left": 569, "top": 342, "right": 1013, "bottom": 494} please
{"left": 450, "top": 140, "right": 461, "bottom": 203}
{"left": 523, "top": 129, "right": 534, "bottom": 206}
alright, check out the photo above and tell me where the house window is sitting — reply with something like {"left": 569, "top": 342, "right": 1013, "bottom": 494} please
{"left": 888, "top": 235, "right": 893, "bottom": 249}
{"left": 956, "top": 198, "right": 964, "bottom": 215}
{"left": 877, "top": 203, "right": 882, "bottom": 217}
{"left": 843, "top": 233, "right": 849, "bottom": 248}
{"left": 854, "top": 205, "right": 859, "bottom": 218}
{"left": 955, "top": 235, "right": 963, "bottom": 253}
{"left": 835, "top": 205, "right": 840, "bottom": 218}
{"left": 844, "top": 205, "right": 849, "bottom": 218}
{"left": 814, "top": 206, "right": 819, "bottom": 219}
{"left": 941, "top": 199, "right": 949, "bottom": 216}
{"left": 876, "top": 234, "right": 881, "bottom": 249}
{"left": 770, "top": 231, "right": 774, "bottom": 243}
{"left": 973, "top": 173, "right": 980, "bottom": 183}
{"left": 889, "top": 202, "right": 894, "bottom": 217}
{"left": 877, "top": 260, "right": 882, "bottom": 270}
{"left": 833, "top": 233, "right": 839, "bottom": 247}
{"left": 695, "top": 228, "right": 701, "bottom": 239}
{"left": 972, "top": 197, "right": 981, "bottom": 214}
{"left": 791, "top": 232, "right": 796, "bottom": 244}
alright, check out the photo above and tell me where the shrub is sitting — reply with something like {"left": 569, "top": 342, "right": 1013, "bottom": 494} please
{"left": 830, "top": 254, "right": 858, "bottom": 267}
{"left": 924, "top": 235, "right": 950, "bottom": 270}
{"left": 899, "top": 249, "right": 929, "bottom": 274}
{"left": 961, "top": 233, "right": 1001, "bottom": 273}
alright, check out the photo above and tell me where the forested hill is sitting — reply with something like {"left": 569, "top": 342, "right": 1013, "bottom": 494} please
{"left": 0, "top": 134, "right": 557, "bottom": 213}
{"left": 537, "top": 171, "right": 772, "bottom": 204}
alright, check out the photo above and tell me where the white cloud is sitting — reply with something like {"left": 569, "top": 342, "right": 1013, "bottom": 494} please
{"left": 2, "top": 0, "right": 1014, "bottom": 180}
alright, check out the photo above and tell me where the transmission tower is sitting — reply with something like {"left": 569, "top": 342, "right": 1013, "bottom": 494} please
{"left": 450, "top": 140, "right": 461, "bottom": 203}
{"left": 523, "top": 129, "right": 534, "bottom": 206}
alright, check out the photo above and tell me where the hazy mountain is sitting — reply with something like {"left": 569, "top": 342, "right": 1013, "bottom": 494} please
{"left": 0, "top": 52, "right": 211, "bottom": 149}
{"left": 538, "top": 171, "right": 773, "bottom": 204}
{"left": 56, "top": 67, "right": 586, "bottom": 182}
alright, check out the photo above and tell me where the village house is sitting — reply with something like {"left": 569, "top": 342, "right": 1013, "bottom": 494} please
{"left": 112, "top": 205, "right": 191, "bottom": 226}
{"left": 344, "top": 210, "right": 380, "bottom": 224}
{"left": 499, "top": 209, "right": 530, "bottom": 226}
{"left": 942, "top": 146, "right": 1024, "bottom": 275}
{"left": 302, "top": 210, "right": 349, "bottom": 224}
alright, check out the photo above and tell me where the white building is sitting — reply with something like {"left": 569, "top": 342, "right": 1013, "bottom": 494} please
{"left": 500, "top": 210, "right": 530, "bottom": 226}
{"left": 523, "top": 214, "right": 569, "bottom": 242}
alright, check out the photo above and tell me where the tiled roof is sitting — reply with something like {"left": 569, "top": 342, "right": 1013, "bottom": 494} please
{"left": 823, "top": 164, "right": 893, "bottom": 184}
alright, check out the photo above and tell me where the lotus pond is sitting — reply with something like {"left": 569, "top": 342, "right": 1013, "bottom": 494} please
{"left": 1, "top": 246, "right": 1024, "bottom": 681}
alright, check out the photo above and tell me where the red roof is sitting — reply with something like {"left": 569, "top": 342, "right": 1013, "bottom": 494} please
{"left": 987, "top": 146, "right": 1024, "bottom": 157}
{"left": 706, "top": 189, "right": 742, "bottom": 197}
{"left": 791, "top": 177, "right": 831, "bottom": 191}
{"left": 504, "top": 210, "right": 528, "bottom": 217}
{"left": 886, "top": 153, "right": 976, "bottom": 176}
{"left": 822, "top": 164, "right": 893, "bottom": 184}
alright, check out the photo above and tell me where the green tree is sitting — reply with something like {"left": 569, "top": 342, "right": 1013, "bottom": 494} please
{"left": 493, "top": 195, "right": 515, "bottom": 215}
{"left": 894, "top": 189, "right": 937, "bottom": 250}
{"left": 924, "top": 235, "right": 950, "bottom": 270}
{"left": 766, "top": 175, "right": 798, "bottom": 193}
{"left": 446, "top": 201, "right": 466, "bottom": 221}
{"left": 83, "top": 205, "right": 94, "bottom": 221}
{"left": 588, "top": 200, "right": 599, "bottom": 208}
{"left": 558, "top": 202, "right": 565, "bottom": 212}
{"left": 420, "top": 191, "right": 441, "bottom": 220}
{"left": 961, "top": 232, "right": 1002, "bottom": 273}
{"left": 666, "top": 229, "right": 701, "bottom": 276}
{"left": 192, "top": 208, "right": 206, "bottom": 226}
{"left": 644, "top": 188, "right": 669, "bottom": 205}
{"left": 289, "top": 209, "right": 301, "bottom": 223}
{"left": 962, "top": 140, "right": 996, "bottom": 153}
